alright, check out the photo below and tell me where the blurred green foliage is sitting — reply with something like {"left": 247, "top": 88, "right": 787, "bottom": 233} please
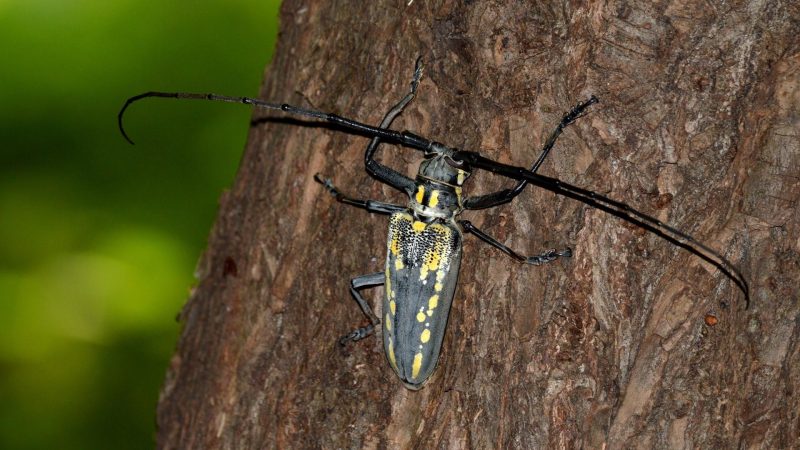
{"left": 0, "top": 0, "right": 281, "bottom": 448}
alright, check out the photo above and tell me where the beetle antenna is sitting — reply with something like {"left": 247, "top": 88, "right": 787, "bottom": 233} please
{"left": 117, "top": 91, "right": 435, "bottom": 151}
{"left": 456, "top": 150, "right": 750, "bottom": 307}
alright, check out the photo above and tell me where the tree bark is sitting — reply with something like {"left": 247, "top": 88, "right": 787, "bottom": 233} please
{"left": 157, "top": 1, "right": 800, "bottom": 448}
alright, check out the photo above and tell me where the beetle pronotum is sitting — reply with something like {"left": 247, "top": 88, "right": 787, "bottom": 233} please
{"left": 120, "top": 58, "right": 748, "bottom": 389}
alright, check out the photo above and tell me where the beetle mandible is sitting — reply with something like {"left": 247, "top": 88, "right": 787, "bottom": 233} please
{"left": 119, "top": 58, "right": 749, "bottom": 389}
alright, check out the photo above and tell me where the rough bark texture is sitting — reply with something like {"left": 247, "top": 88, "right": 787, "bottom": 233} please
{"left": 157, "top": 1, "right": 800, "bottom": 448}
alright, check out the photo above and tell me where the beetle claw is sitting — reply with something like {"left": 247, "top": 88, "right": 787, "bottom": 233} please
{"left": 313, "top": 173, "right": 335, "bottom": 191}
{"left": 338, "top": 325, "right": 374, "bottom": 346}
{"left": 525, "top": 247, "right": 572, "bottom": 265}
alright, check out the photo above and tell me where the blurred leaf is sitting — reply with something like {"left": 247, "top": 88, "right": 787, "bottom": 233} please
{"left": 0, "top": 0, "right": 281, "bottom": 448}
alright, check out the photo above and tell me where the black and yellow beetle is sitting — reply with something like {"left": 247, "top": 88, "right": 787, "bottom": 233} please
{"left": 119, "top": 59, "right": 748, "bottom": 389}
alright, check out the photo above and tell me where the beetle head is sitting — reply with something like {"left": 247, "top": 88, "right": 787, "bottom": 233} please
{"left": 418, "top": 144, "right": 471, "bottom": 187}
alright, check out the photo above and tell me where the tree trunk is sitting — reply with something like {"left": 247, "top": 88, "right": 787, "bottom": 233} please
{"left": 156, "top": 1, "right": 800, "bottom": 448}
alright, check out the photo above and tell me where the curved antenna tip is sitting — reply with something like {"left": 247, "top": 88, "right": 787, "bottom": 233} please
{"left": 118, "top": 96, "right": 138, "bottom": 145}
{"left": 119, "top": 124, "right": 136, "bottom": 145}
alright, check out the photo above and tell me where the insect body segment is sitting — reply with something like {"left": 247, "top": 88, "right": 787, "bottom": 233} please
{"left": 411, "top": 177, "right": 465, "bottom": 220}
{"left": 385, "top": 212, "right": 462, "bottom": 388}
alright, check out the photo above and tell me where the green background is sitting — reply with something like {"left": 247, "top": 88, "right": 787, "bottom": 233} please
{"left": 0, "top": 0, "right": 281, "bottom": 448}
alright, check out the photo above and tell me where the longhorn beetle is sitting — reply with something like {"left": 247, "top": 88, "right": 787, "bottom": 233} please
{"left": 119, "top": 58, "right": 749, "bottom": 389}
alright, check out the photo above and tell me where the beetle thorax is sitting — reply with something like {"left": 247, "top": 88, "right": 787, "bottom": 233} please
{"left": 409, "top": 178, "right": 463, "bottom": 220}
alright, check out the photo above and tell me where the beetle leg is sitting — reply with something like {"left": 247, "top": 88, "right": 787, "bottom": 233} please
{"left": 340, "top": 272, "right": 384, "bottom": 346}
{"left": 459, "top": 220, "right": 571, "bottom": 265}
{"left": 463, "top": 96, "right": 598, "bottom": 210}
{"left": 363, "top": 57, "right": 424, "bottom": 194}
{"left": 314, "top": 174, "right": 405, "bottom": 214}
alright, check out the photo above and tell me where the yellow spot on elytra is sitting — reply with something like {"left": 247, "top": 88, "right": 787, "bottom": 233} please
{"left": 412, "top": 352, "right": 423, "bottom": 378}
{"left": 434, "top": 282, "right": 443, "bottom": 292}
{"left": 419, "top": 224, "right": 451, "bottom": 281}
{"left": 388, "top": 339, "right": 397, "bottom": 370}
{"left": 385, "top": 313, "right": 391, "bottom": 331}
{"left": 390, "top": 300, "right": 396, "bottom": 315}
{"left": 457, "top": 169, "right": 466, "bottom": 185}
{"left": 416, "top": 312, "right": 426, "bottom": 322}
{"left": 413, "top": 221, "right": 426, "bottom": 232}
{"left": 415, "top": 185, "right": 425, "bottom": 204}
{"left": 390, "top": 235, "right": 399, "bottom": 255}
{"left": 430, "top": 253, "right": 441, "bottom": 270}
{"left": 428, "top": 295, "right": 439, "bottom": 310}
{"left": 421, "top": 329, "right": 430, "bottom": 343}
{"left": 428, "top": 190, "right": 439, "bottom": 208}
{"left": 395, "top": 258, "right": 404, "bottom": 270}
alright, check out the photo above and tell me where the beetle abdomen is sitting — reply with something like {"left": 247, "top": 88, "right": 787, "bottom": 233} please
{"left": 383, "top": 212, "right": 462, "bottom": 388}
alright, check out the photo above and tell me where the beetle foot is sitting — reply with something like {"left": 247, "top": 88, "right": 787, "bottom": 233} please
{"left": 338, "top": 324, "right": 374, "bottom": 346}
{"left": 526, "top": 247, "right": 572, "bottom": 265}
{"left": 313, "top": 173, "right": 336, "bottom": 193}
